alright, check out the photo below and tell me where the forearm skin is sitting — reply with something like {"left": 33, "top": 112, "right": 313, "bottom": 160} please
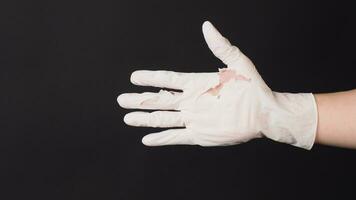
{"left": 314, "top": 89, "right": 356, "bottom": 149}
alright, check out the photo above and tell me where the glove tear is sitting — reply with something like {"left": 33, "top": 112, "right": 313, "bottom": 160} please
{"left": 205, "top": 68, "right": 251, "bottom": 96}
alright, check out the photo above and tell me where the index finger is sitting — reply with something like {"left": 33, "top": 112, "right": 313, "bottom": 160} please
{"left": 130, "top": 70, "right": 195, "bottom": 90}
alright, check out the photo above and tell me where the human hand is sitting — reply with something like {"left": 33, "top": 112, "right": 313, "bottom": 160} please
{"left": 117, "top": 21, "right": 317, "bottom": 149}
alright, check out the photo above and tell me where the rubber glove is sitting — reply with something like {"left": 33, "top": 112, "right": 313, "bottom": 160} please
{"left": 117, "top": 21, "right": 318, "bottom": 150}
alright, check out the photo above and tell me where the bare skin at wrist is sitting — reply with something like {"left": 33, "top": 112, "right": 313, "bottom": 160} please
{"left": 314, "top": 89, "right": 356, "bottom": 149}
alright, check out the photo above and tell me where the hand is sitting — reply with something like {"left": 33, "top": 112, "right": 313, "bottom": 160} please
{"left": 117, "top": 21, "right": 318, "bottom": 149}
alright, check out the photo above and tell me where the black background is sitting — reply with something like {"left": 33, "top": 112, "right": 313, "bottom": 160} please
{"left": 1, "top": 0, "right": 356, "bottom": 199}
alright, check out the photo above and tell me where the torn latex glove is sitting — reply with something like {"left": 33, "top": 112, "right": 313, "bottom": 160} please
{"left": 117, "top": 21, "right": 318, "bottom": 150}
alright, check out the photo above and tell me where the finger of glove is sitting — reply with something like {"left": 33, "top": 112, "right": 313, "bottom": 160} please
{"left": 124, "top": 111, "right": 185, "bottom": 128}
{"left": 117, "top": 90, "right": 182, "bottom": 110}
{"left": 202, "top": 21, "right": 242, "bottom": 66}
{"left": 142, "top": 129, "right": 194, "bottom": 146}
{"left": 130, "top": 70, "right": 195, "bottom": 90}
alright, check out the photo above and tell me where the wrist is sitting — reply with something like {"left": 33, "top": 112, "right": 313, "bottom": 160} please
{"left": 261, "top": 92, "right": 318, "bottom": 149}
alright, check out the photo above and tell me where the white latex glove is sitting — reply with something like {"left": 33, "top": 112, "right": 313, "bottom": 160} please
{"left": 117, "top": 21, "right": 318, "bottom": 150}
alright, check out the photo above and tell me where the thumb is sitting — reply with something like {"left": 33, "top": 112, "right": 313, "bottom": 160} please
{"left": 202, "top": 21, "right": 242, "bottom": 66}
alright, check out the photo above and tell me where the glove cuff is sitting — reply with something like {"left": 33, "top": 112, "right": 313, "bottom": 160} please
{"left": 262, "top": 92, "right": 318, "bottom": 150}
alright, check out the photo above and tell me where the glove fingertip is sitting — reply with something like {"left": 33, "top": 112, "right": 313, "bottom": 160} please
{"left": 202, "top": 20, "right": 212, "bottom": 32}
{"left": 123, "top": 113, "right": 135, "bottom": 126}
{"left": 142, "top": 135, "right": 155, "bottom": 146}
{"left": 117, "top": 93, "right": 129, "bottom": 108}
{"left": 130, "top": 70, "right": 142, "bottom": 85}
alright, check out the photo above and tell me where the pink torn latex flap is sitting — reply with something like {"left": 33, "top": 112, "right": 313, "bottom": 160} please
{"left": 206, "top": 68, "right": 251, "bottom": 95}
